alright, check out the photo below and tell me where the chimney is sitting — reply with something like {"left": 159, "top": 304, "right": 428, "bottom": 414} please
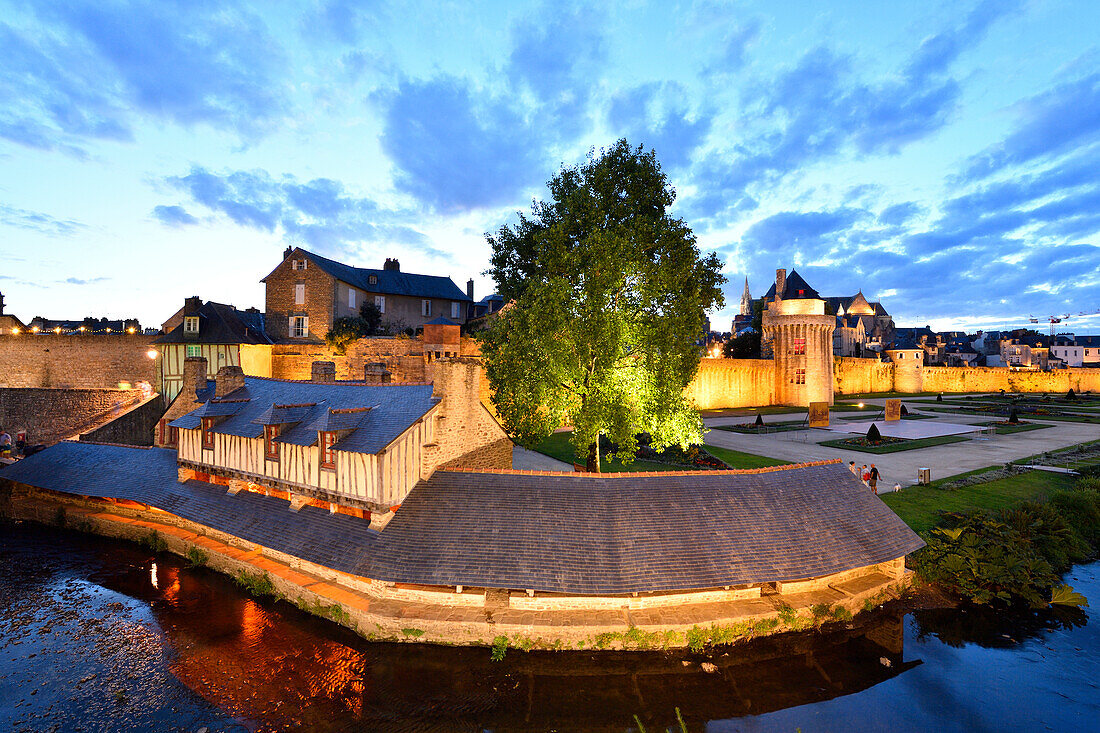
{"left": 775, "top": 269, "right": 786, "bottom": 299}
{"left": 466, "top": 278, "right": 474, "bottom": 300}
{"left": 364, "top": 362, "right": 392, "bottom": 384}
{"left": 214, "top": 365, "right": 245, "bottom": 398}
{"left": 182, "top": 356, "right": 208, "bottom": 399}
{"left": 283, "top": 246, "right": 293, "bottom": 260}
{"left": 383, "top": 258, "right": 400, "bottom": 272}
{"left": 311, "top": 360, "right": 336, "bottom": 383}
{"left": 0, "top": 291, "right": 5, "bottom": 315}
{"left": 183, "top": 296, "right": 202, "bottom": 315}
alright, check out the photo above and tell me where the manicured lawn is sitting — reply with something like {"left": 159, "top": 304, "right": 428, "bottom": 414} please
{"left": 818, "top": 434, "right": 971, "bottom": 454}
{"left": 974, "top": 421, "right": 1053, "bottom": 434}
{"left": 712, "top": 423, "right": 807, "bottom": 434}
{"left": 920, "top": 405, "right": 1100, "bottom": 424}
{"left": 702, "top": 445, "right": 791, "bottom": 469}
{"left": 881, "top": 471, "right": 1079, "bottom": 535}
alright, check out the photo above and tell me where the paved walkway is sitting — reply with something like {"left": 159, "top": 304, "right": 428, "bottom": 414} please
{"left": 513, "top": 445, "right": 573, "bottom": 471}
{"left": 704, "top": 398, "right": 1099, "bottom": 489}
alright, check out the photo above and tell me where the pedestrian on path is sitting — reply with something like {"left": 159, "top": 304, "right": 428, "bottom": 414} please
{"left": 868, "top": 464, "right": 879, "bottom": 492}
{"left": 860, "top": 464, "right": 869, "bottom": 486}
{"left": 849, "top": 460, "right": 858, "bottom": 477}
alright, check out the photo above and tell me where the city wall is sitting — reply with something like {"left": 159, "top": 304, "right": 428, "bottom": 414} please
{"left": 270, "top": 337, "right": 482, "bottom": 383}
{"left": 0, "top": 387, "right": 147, "bottom": 444}
{"left": 685, "top": 359, "right": 776, "bottom": 409}
{"left": 0, "top": 334, "right": 157, "bottom": 388}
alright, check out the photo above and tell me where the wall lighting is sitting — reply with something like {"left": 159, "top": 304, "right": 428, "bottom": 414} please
{"left": 146, "top": 349, "right": 158, "bottom": 360}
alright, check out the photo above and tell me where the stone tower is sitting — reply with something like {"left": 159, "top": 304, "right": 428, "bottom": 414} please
{"left": 761, "top": 268, "right": 835, "bottom": 406}
{"left": 739, "top": 277, "right": 752, "bottom": 316}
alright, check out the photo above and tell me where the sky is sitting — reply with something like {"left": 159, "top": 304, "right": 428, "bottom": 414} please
{"left": 1, "top": 0, "right": 1098, "bottom": 334}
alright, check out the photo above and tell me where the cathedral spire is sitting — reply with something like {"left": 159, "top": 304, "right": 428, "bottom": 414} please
{"left": 739, "top": 277, "right": 752, "bottom": 316}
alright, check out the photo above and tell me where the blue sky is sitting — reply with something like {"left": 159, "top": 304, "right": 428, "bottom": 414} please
{"left": 1, "top": 0, "right": 1098, "bottom": 334}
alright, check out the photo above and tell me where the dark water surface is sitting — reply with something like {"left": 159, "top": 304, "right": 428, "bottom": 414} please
{"left": 1, "top": 521, "right": 1098, "bottom": 732}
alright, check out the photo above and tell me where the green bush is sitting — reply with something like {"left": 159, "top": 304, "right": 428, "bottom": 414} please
{"left": 490, "top": 635, "right": 509, "bottom": 661}
{"left": 1049, "top": 485, "right": 1100, "bottom": 550}
{"left": 999, "top": 501, "right": 1090, "bottom": 573}
{"left": 235, "top": 570, "right": 279, "bottom": 599}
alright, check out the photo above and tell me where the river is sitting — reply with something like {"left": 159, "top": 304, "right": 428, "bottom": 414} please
{"left": 1, "top": 520, "right": 1097, "bottom": 732}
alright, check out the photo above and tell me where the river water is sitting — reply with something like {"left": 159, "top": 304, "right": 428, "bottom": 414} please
{"left": 1, "top": 521, "right": 1097, "bottom": 732}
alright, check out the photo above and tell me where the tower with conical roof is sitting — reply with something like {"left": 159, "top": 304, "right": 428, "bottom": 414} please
{"left": 739, "top": 277, "right": 752, "bottom": 316}
{"left": 761, "top": 268, "right": 835, "bottom": 406}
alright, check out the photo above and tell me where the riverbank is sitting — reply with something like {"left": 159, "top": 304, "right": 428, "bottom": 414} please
{"left": 0, "top": 478, "right": 912, "bottom": 652}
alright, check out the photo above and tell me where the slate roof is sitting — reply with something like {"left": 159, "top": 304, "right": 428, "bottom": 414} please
{"left": 266, "top": 248, "right": 471, "bottom": 302}
{"left": 763, "top": 270, "right": 820, "bottom": 300}
{"left": 424, "top": 316, "right": 460, "bottom": 326}
{"left": 0, "top": 442, "right": 377, "bottom": 575}
{"left": 155, "top": 301, "right": 272, "bottom": 345}
{"left": 368, "top": 463, "right": 924, "bottom": 595}
{"left": 168, "top": 376, "right": 437, "bottom": 455}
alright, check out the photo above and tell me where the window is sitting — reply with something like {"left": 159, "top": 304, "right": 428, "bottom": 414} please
{"left": 348, "top": 288, "right": 356, "bottom": 309}
{"left": 375, "top": 295, "right": 385, "bottom": 314}
{"left": 186, "top": 345, "right": 201, "bottom": 357}
{"left": 201, "top": 417, "right": 215, "bottom": 450}
{"left": 794, "top": 368, "right": 806, "bottom": 385}
{"left": 797, "top": 289, "right": 805, "bottom": 296}
{"left": 451, "top": 301, "right": 460, "bottom": 319}
{"left": 184, "top": 316, "right": 199, "bottom": 334}
{"left": 422, "top": 299, "right": 432, "bottom": 317}
{"left": 291, "top": 316, "right": 308, "bottom": 338}
{"left": 320, "top": 431, "right": 337, "bottom": 469}
{"left": 294, "top": 283, "right": 305, "bottom": 305}
{"left": 368, "top": 275, "right": 378, "bottom": 285}
{"left": 264, "top": 425, "right": 279, "bottom": 460}
{"left": 169, "top": 426, "right": 178, "bottom": 447}
{"left": 292, "top": 259, "right": 307, "bottom": 270}
{"left": 791, "top": 337, "right": 805, "bottom": 355}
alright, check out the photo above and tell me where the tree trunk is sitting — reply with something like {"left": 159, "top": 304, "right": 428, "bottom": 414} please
{"left": 585, "top": 436, "right": 601, "bottom": 473}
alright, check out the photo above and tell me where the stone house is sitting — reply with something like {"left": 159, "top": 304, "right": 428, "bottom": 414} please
{"left": 262, "top": 247, "right": 473, "bottom": 343}
{"left": 154, "top": 297, "right": 274, "bottom": 403}
{"left": 999, "top": 339, "right": 1051, "bottom": 370}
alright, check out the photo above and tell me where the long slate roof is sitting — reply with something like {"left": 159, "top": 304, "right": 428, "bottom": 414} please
{"left": 0, "top": 442, "right": 378, "bottom": 574}
{"left": 168, "top": 376, "right": 437, "bottom": 455}
{"left": 368, "top": 462, "right": 924, "bottom": 595}
{"left": 264, "top": 248, "right": 471, "bottom": 302}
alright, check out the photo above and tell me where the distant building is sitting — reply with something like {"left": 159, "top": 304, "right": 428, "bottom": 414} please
{"left": 24, "top": 316, "right": 141, "bottom": 334}
{"left": 821, "top": 292, "right": 894, "bottom": 357}
{"left": 761, "top": 268, "right": 834, "bottom": 406}
{"left": 263, "top": 247, "right": 473, "bottom": 343}
{"left": 1051, "top": 334, "right": 1100, "bottom": 367}
{"left": 0, "top": 292, "right": 26, "bottom": 335}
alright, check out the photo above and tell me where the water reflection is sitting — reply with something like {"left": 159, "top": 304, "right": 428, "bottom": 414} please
{"left": 911, "top": 603, "right": 1089, "bottom": 649}
{"left": 1, "top": 521, "right": 925, "bottom": 731}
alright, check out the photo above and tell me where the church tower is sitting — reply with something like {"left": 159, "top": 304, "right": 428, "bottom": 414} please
{"left": 761, "top": 268, "right": 835, "bottom": 406}
{"left": 739, "top": 277, "right": 752, "bottom": 316}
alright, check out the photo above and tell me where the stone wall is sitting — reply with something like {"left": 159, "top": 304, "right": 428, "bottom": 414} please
{"left": 684, "top": 359, "right": 776, "bottom": 409}
{"left": 0, "top": 334, "right": 157, "bottom": 388}
{"left": 425, "top": 357, "right": 513, "bottom": 473}
{"left": 833, "top": 358, "right": 895, "bottom": 395}
{"left": 920, "top": 365, "right": 1100, "bottom": 395}
{"left": 78, "top": 394, "right": 163, "bottom": 446}
{"left": 271, "top": 336, "right": 482, "bottom": 384}
{"left": 0, "top": 387, "right": 147, "bottom": 444}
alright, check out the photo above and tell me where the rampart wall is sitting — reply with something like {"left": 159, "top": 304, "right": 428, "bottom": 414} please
{"left": 0, "top": 387, "right": 147, "bottom": 444}
{"left": 685, "top": 359, "right": 776, "bottom": 409}
{"left": 833, "top": 358, "right": 896, "bottom": 396}
{"left": 919, "top": 365, "right": 1100, "bottom": 394}
{"left": 270, "top": 336, "right": 481, "bottom": 383}
{"left": 0, "top": 334, "right": 157, "bottom": 388}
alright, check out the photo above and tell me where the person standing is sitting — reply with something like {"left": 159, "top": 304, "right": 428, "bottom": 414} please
{"left": 868, "top": 464, "right": 880, "bottom": 493}
{"left": 849, "top": 460, "right": 858, "bottom": 477}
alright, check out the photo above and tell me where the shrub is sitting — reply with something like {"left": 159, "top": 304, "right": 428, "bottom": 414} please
{"left": 754, "top": 414, "right": 764, "bottom": 427}
{"left": 235, "top": 570, "right": 279, "bottom": 598}
{"left": 490, "top": 635, "right": 509, "bottom": 661}
{"left": 1049, "top": 485, "right": 1100, "bottom": 551}
{"left": 1008, "top": 408, "right": 1020, "bottom": 424}
{"left": 140, "top": 530, "right": 168, "bottom": 553}
{"left": 866, "top": 423, "right": 882, "bottom": 442}
{"left": 185, "top": 546, "right": 208, "bottom": 567}
{"left": 998, "top": 501, "right": 1090, "bottom": 574}
{"left": 1067, "top": 388, "right": 1077, "bottom": 400}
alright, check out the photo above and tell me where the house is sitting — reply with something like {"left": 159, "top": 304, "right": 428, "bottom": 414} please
{"left": 470, "top": 293, "right": 505, "bottom": 320}
{"left": 0, "top": 293, "right": 26, "bottom": 335}
{"left": 821, "top": 292, "right": 894, "bottom": 357}
{"left": 262, "top": 247, "right": 473, "bottom": 343}
{"left": 893, "top": 326, "right": 946, "bottom": 364}
{"left": 999, "top": 338, "right": 1051, "bottom": 370}
{"left": 1051, "top": 335, "right": 1100, "bottom": 367}
{"left": 158, "top": 356, "right": 512, "bottom": 523}
{"left": 153, "top": 297, "right": 274, "bottom": 403}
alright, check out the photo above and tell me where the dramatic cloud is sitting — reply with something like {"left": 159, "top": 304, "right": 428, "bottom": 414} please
{"left": 0, "top": 204, "right": 85, "bottom": 237}
{"left": 161, "top": 166, "right": 435, "bottom": 255}
{"left": 378, "top": 76, "right": 548, "bottom": 212}
{"left": 0, "top": 1, "right": 288, "bottom": 153}
{"left": 608, "top": 83, "right": 713, "bottom": 169}
{"left": 62, "top": 277, "right": 110, "bottom": 285}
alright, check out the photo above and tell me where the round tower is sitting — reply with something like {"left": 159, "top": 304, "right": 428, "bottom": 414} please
{"left": 885, "top": 346, "right": 925, "bottom": 393}
{"left": 761, "top": 268, "right": 835, "bottom": 406}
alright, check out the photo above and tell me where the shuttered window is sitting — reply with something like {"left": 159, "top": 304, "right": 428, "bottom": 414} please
{"left": 201, "top": 418, "right": 215, "bottom": 449}
{"left": 320, "top": 432, "right": 337, "bottom": 469}
{"left": 421, "top": 299, "right": 431, "bottom": 317}
{"left": 375, "top": 295, "right": 385, "bottom": 314}
{"left": 264, "top": 425, "right": 279, "bottom": 460}
{"left": 295, "top": 284, "right": 305, "bottom": 305}
{"left": 290, "top": 316, "right": 308, "bottom": 338}
{"left": 451, "top": 301, "right": 460, "bottom": 319}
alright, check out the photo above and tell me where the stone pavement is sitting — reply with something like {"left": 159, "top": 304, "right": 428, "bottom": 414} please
{"left": 512, "top": 445, "right": 573, "bottom": 471}
{"left": 704, "top": 397, "right": 1100, "bottom": 489}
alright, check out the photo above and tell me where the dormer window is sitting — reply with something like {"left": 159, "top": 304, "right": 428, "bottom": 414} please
{"left": 292, "top": 259, "right": 307, "bottom": 270}
{"left": 368, "top": 275, "right": 378, "bottom": 285}
{"left": 320, "top": 431, "right": 337, "bottom": 469}
{"left": 201, "top": 417, "right": 215, "bottom": 449}
{"left": 264, "top": 425, "right": 280, "bottom": 460}
{"left": 184, "top": 316, "right": 199, "bottom": 334}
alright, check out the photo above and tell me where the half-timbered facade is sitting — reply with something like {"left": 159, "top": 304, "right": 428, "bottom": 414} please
{"left": 170, "top": 375, "right": 442, "bottom": 512}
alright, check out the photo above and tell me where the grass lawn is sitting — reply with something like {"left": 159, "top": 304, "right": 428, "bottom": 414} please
{"left": 975, "top": 421, "right": 1053, "bottom": 434}
{"left": 698, "top": 406, "right": 807, "bottom": 417}
{"left": 702, "top": 444, "right": 791, "bottom": 469}
{"left": 531, "top": 431, "right": 672, "bottom": 472}
{"left": 881, "top": 471, "right": 1079, "bottom": 535}
{"left": 712, "top": 423, "right": 807, "bottom": 434}
{"left": 818, "top": 434, "right": 971, "bottom": 454}
{"left": 919, "top": 405, "right": 1100, "bottom": 424}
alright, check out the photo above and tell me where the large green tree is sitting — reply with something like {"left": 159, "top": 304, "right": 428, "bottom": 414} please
{"left": 479, "top": 140, "right": 725, "bottom": 471}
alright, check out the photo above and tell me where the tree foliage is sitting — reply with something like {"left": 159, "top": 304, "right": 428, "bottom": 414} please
{"left": 479, "top": 140, "right": 725, "bottom": 470}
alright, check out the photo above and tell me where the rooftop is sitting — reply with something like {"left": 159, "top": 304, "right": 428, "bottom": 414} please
{"left": 265, "top": 248, "right": 470, "bottom": 302}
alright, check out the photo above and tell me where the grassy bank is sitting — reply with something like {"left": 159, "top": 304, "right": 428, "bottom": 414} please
{"left": 702, "top": 445, "right": 791, "bottom": 469}
{"left": 532, "top": 431, "right": 789, "bottom": 471}
{"left": 882, "top": 471, "right": 1079, "bottom": 535}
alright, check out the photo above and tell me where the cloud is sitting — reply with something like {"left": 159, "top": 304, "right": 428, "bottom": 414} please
{"left": 62, "top": 277, "right": 110, "bottom": 285}
{"left": 305, "top": 0, "right": 389, "bottom": 45}
{"left": 961, "top": 69, "right": 1100, "bottom": 181}
{"left": 151, "top": 205, "right": 198, "bottom": 227}
{"left": 740, "top": 208, "right": 866, "bottom": 261}
{"left": 0, "top": 204, "right": 85, "bottom": 236}
{"left": 704, "top": 19, "right": 761, "bottom": 75}
{"left": 904, "top": 0, "right": 1020, "bottom": 81}
{"left": 378, "top": 76, "right": 548, "bottom": 212}
{"left": 161, "top": 166, "right": 436, "bottom": 255}
{"left": 608, "top": 82, "right": 713, "bottom": 169}
{"left": 0, "top": 1, "right": 288, "bottom": 153}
